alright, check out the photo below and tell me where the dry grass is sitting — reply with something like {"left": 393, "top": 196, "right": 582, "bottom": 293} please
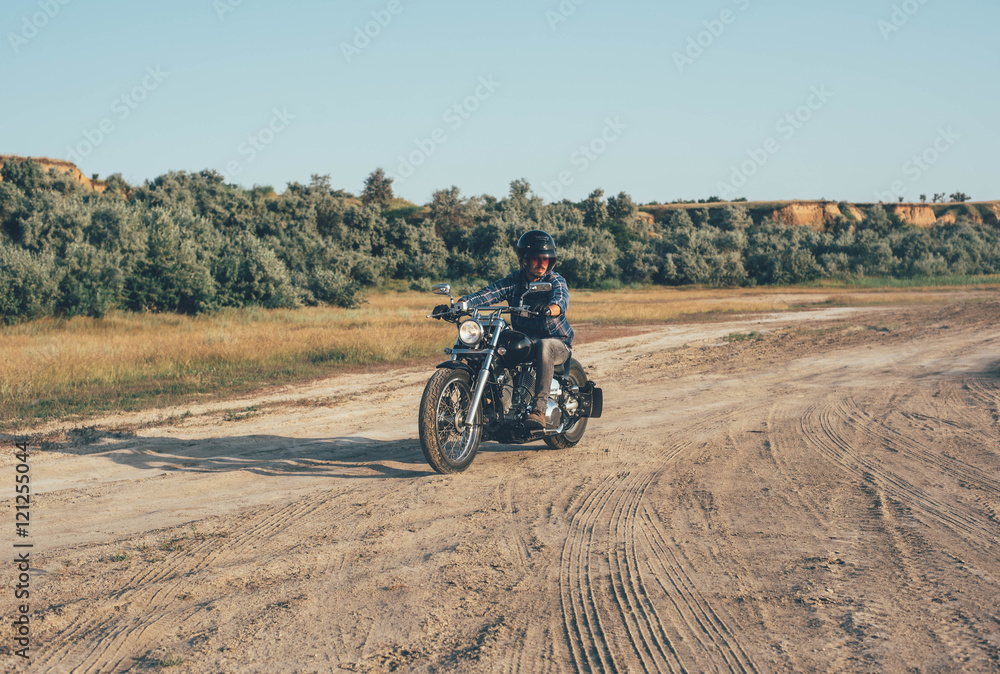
{"left": 0, "top": 285, "right": 982, "bottom": 430}
{"left": 570, "top": 285, "right": 970, "bottom": 324}
{"left": 1, "top": 301, "right": 449, "bottom": 428}
{"left": 572, "top": 287, "right": 796, "bottom": 324}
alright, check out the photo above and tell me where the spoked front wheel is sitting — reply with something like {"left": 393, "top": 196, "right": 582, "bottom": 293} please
{"left": 419, "top": 369, "right": 483, "bottom": 474}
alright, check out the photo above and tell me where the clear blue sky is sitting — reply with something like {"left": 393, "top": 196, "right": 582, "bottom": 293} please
{"left": 4, "top": 0, "right": 997, "bottom": 204}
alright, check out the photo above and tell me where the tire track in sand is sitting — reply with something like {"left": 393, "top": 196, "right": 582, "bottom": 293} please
{"left": 963, "top": 376, "right": 1000, "bottom": 424}
{"left": 34, "top": 485, "right": 381, "bottom": 673}
{"left": 639, "top": 504, "right": 759, "bottom": 674}
{"left": 837, "top": 395, "right": 1000, "bottom": 497}
{"left": 850, "top": 480, "right": 997, "bottom": 669}
{"left": 801, "top": 398, "right": 1000, "bottom": 551}
{"left": 559, "top": 417, "right": 760, "bottom": 673}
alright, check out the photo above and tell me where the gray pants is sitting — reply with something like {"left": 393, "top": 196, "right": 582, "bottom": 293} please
{"left": 532, "top": 339, "right": 571, "bottom": 413}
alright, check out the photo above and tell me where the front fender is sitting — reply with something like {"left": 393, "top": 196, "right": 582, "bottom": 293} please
{"left": 435, "top": 361, "right": 476, "bottom": 376}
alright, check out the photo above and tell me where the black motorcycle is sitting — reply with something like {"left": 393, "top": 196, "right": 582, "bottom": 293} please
{"left": 418, "top": 282, "right": 603, "bottom": 474}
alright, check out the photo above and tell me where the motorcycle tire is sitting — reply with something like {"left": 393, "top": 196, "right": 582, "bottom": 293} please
{"left": 544, "top": 359, "right": 589, "bottom": 450}
{"left": 419, "top": 368, "right": 483, "bottom": 474}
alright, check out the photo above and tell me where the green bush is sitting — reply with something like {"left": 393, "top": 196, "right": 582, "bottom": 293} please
{"left": 124, "top": 209, "right": 214, "bottom": 314}
{"left": 308, "top": 267, "right": 361, "bottom": 308}
{"left": 216, "top": 231, "right": 299, "bottom": 309}
{"left": 56, "top": 242, "right": 122, "bottom": 318}
{"left": 0, "top": 244, "right": 58, "bottom": 324}
{"left": 4, "top": 166, "right": 1000, "bottom": 323}
{"left": 0, "top": 158, "right": 43, "bottom": 192}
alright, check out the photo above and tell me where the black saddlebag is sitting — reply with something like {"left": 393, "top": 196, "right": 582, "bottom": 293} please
{"left": 577, "top": 381, "right": 603, "bottom": 418}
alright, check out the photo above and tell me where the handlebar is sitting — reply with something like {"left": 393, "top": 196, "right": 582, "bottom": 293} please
{"left": 427, "top": 305, "right": 541, "bottom": 321}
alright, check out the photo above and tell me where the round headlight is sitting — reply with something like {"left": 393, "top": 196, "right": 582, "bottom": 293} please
{"left": 458, "top": 320, "right": 484, "bottom": 346}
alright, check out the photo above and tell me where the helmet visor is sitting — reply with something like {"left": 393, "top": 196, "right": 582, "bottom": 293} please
{"left": 524, "top": 255, "right": 551, "bottom": 272}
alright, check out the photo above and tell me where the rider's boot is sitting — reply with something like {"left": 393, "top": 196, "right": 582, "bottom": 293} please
{"left": 525, "top": 405, "right": 546, "bottom": 429}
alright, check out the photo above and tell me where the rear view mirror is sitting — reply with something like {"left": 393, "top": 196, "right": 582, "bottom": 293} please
{"left": 431, "top": 284, "right": 451, "bottom": 296}
{"left": 528, "top": 282, "right": 552, "bottom": 293}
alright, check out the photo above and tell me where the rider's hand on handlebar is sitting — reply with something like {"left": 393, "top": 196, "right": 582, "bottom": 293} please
{"left": 432, "top": 304, "right": 451, "bottom": 319}
{"left": 530, "top": 303, "right": 552, "bottom": 317}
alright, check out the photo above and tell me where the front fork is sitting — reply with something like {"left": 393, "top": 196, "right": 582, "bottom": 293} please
{"left": 461, "top": 321, "right": 504, "bottom": 430}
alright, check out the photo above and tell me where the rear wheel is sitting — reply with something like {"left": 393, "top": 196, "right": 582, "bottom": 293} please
{"left": 544, "top": 359, "right": 589, "bottom": 449}
{"left": 419, "top": 369, "right": 483, "bottom": 473}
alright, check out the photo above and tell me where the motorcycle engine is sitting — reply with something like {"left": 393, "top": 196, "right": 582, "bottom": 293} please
{"left": 500, "top": 366, "right": 563, "bottom": 428}
{"left": 500, "top": 367, "right": 536, "bottom": 421}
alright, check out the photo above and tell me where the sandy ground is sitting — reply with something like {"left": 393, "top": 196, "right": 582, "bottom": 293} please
{"left": 4, "top": 291, "right": 1000, "bottom": 672}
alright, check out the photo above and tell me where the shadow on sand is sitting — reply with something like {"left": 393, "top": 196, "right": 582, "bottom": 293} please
{"left": 6, "top": 428, "right": 543, "bottom": 480}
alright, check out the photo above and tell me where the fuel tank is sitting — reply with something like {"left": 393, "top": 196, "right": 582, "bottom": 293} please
{"left": 496, "top": 330, "right": 534, "bottom": 366}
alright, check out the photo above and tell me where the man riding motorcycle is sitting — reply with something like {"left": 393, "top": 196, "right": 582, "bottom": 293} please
{"left": 433, "top": 230, "right": 573, "bottom": 429}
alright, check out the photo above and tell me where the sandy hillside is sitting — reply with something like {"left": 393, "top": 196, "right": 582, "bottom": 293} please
{"left": 4, "top": 291, "right": 1000, "bottom": 672}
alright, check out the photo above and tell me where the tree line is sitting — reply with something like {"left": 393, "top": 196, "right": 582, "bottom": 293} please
{"left": 1, "top": 159, "right": 998, "bottom": 324}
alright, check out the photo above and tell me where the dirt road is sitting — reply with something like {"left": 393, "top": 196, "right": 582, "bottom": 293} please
{"left": 6, "top": 293, "right": 1000, "bottom": 672}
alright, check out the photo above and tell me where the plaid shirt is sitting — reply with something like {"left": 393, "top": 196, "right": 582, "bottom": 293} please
{"left": 460, "top": 270, "right": 574, "bottom": 348}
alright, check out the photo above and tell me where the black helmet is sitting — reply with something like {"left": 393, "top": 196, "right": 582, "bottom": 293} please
{"left": 516, "top": 230, "right": 557, "bottom": 268}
